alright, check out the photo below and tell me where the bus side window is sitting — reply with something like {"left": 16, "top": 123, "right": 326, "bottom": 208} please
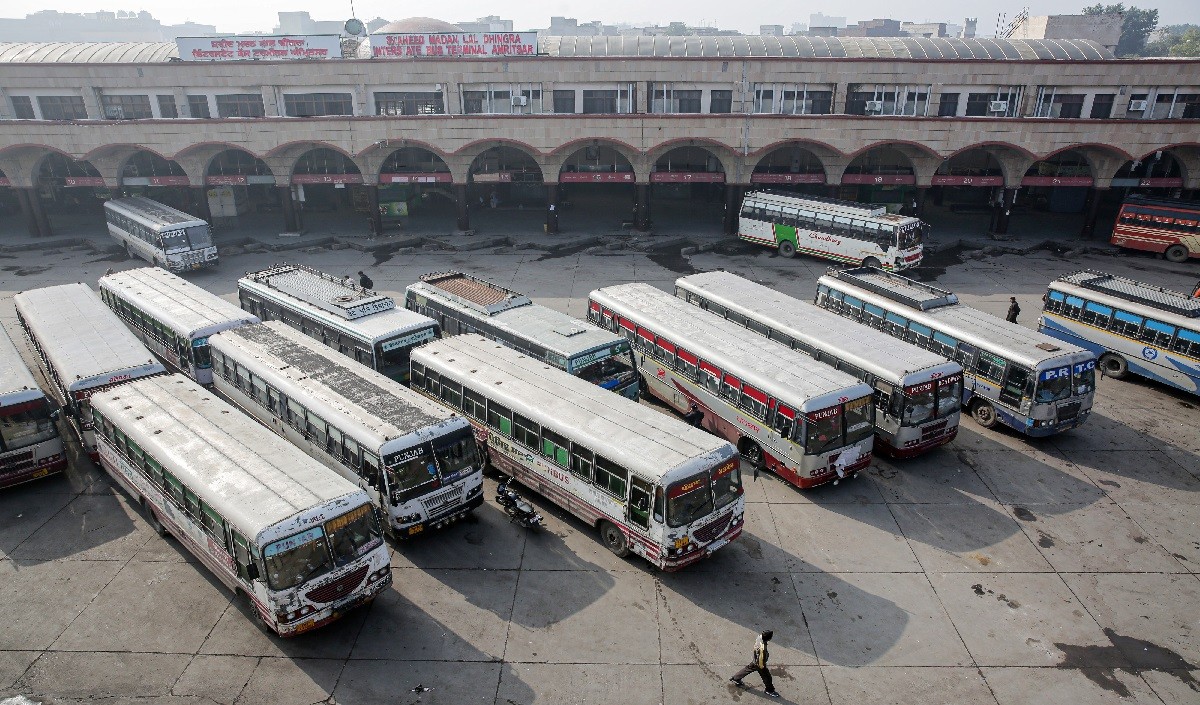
{"left": 1044, "top": 290, "right": 1065, "bottom": 313}
{"left": 344, "top": 436, "right": 361, "bottom": 470}
{"left": 486, "top": 401, "right": 512, "bottom": 437}
{"left": 1141, "top": 318, "right": 1175, "bottom": 348}
{"left": 1111, "top": 309, "right": 1144, "bottom": 338}
{"left": 955, "top": 342, "right": 977, "bottom": 370}
{"left": 1063, "top": 296, "right": 1084, "bottom": 319}
{"left": 884, "top": 312, "right": 909, "bottom": 338}
{"left": 1171, "top": 328, "right": 1200, "bottom": 357}
{"left": 361, "top": 451, "right": 381, "bottom": 490}
{"left": 932, "top": 331, "right": 959, "bottom": 359}
{"left": 594, "top": 455, "right": 628, "bottom": 499}
{"left": 653, "top": 486, "right": 665, "bottom": 524}
{"left": 232, "top": 532, "right": 258, "bottom": 582}
{"left": 862, "top": 303, "right": 886, "bottom": 329}
{"left": 570, "top": 446, "right": 594, "bottom": 481}
{"left": 410, "top": 362, "right": 426, "bottom": 388}
{"left": 1080, "top": 301, "right": 1112, "bottom": 327}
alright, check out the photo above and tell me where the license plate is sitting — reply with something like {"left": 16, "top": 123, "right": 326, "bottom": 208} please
{"left": 31, "top": 468, "right": 49, "bottom": 479}
{"left": 294, "top": 618, "right": 317, "bottom": 634}
{"left": 408, "top": 525, "right": 424, "bottom": 536}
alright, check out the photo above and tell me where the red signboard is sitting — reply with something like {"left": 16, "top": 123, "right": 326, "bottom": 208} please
{"left": 379, "top": 172, "right": 453, "bottom": 184}
{"left": 0, "top": 177, "right": 9, "bottom": 187}
{"left": 751, "top": 173, "right": 826, "bottom": 184}
{"left": 650, "top": 171, "right": 725, "bottom": 183}
{"left": 931, "top": 175, "right": 1005, "bottom": 187}
{"left": 206, "top": 175, "right": 248, "bottom": 186}
{"left": 63, "top": 177, "right": 105, "bottom": 187}
{"left": 148, "top": 176, "right": 190, "bottom": 186}
{"left": 1020, "top": 176, "right": 1093, "bottom": 187}
{"left": 559, "top": 172, "right": 635, "bottom": 183}
{"left": 840, "top": 174, "right": 916, "bottom": 185}
{"left": 473, "top": 171, "right": 514, "bottom": 183}
{"left": 291, "top": 173, "right": 363, "bottom": 185}
{"left": 1124, "top": 177, "right": 1185, "bottom": 188}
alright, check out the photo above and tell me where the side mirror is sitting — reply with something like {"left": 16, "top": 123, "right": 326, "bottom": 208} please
{"left": 50, "top": 409, "right": 61, "bottom": 421}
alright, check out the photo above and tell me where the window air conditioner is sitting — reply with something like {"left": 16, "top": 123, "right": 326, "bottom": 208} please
{"left": 988, "top": 101, "right": 1009, "bottom": 113}
{"left": 1128, "top": 100, "right": 1148, "bottom": 112}
{"left": 864, "top": 100, "right": 884, "bottom": 112}
{"left": 511, "top": 95, "right": 528, "bottom": 107}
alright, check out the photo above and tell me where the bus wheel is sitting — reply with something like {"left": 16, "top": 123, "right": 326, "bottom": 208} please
{"left": 741, "top": 441, "right": 764, "bottom": 470}
{"left": 599, "top": 520, "right": 630, "bottom": 558}
{"left": 862, "top": 256, "right": 882, "bottom": 269}
{"left": 778, "top": 240, "right": 796, "bottom": 258}
{"left": 970, "top": 400, "right": 998, "bottom": 429}
{"left": 141, "top": 499, "right": 167, "bottom": 537}
{"left": 244, "top": 592, "right": 272, "bottom": 633}
{"left": 1165, "top": 244, "right": 1189, "bottom": 263}
{"left": 1099, "top": 353, "right": 1129, "bottom": 379}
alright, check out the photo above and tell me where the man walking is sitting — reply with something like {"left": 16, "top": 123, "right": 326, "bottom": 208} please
{"left": 730, "top": 630, "right": 780, "bottom": 698}
{"left": 1006, "top": 296, "right": 1021, "bottom": 324}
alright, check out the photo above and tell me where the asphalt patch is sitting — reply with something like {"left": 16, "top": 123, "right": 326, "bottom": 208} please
{"left": 909, "top": 244, "right": 968, "bottom": 282}
{"left": 647, "top": 251, "right": 700, "bottom": 275}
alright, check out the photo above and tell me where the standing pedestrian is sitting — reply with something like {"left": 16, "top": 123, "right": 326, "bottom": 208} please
{"left": 730, "top": 630, "right": 780, "bottom": 698}
{"left": 1006, "top": 296, "right": 1021, "bottom": 324}
{"left": 358, "top": 270, "right": 374, "bottom": 289}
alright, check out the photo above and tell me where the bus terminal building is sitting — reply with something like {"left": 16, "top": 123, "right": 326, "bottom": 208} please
{"left": 0, "top": 20, "right": 1198, "bottom": 240}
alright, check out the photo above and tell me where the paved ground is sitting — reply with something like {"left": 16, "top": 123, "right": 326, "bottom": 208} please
{"left": 0, "top": 229, "right": 1197, "bottom": 705}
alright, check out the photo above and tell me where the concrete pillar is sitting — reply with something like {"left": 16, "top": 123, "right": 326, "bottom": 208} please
{"left": 14, "top": 188, "right": 39, "bottom": 237}
{"left": 454, "top": 183, "right": 470, "bottom": 231}
{"left": 545, "top": 184, "right": 559, "bottom": 234}
{"left": 994, "top": 188, "right": 1017, "bottom": 235}
{"left": 915, "top": 187, "right": 929, "bottom": 218}
{"left": 28, "top": 189, "right": 52, "bottom": 238}
{"left": 1079, "top": 187, "right": 1105, "bottom": 239}
{"left": 723, "top": 184, "right": 745, "bottom": 235}
{"left": 367, "top": 185, "right": 383, "bottom": 237}
{"left": 932, "top": 186, "right": 945, "bottom": 207}
{"left": 634, "top": 184, "right": 651, "bottom": 232}
{"left": 278, "top": 186, "right": 300, "bottom": 232}
{"left": 191, "top": 187, "right": 212, "bottom": 223}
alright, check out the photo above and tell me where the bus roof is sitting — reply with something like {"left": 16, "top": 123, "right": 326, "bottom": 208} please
{"left": 412, "top": 334, "right": 736, "bottom": 484}
{"left": 818, "top": 271, "right": 1092, "bottom": 369}
{"left": 14, "top": 283, "right": 166, "bottom": 391}
{"left": 590, "top": 283, "right": 873, "bottom": 412}
{"left": 92, "top": 374, "right": 366, "bottom": 543}
{"left": 104, "top": 196, "right": 205, "bottom": 228}
{"left": 0, "top": 324, "right": 47, "bottom": 405}
{"left": 210, "top": 322, "right": 463, "bottom": 451}
{"left": 99, "top": 267, "right": 260, "bottom": 339}
{"left": 1052, "top": 270, "right": 1200, "bottom": 319}
{"left": 408, "top": 274, "right": 626, "bottom": 359}
{"left": 239, "top": 266, "right": 435, "bottom": 344}
{"left": 744, "top": 191, "right": 918, "bottom": 226}
{"left": 675, "top": 272, "right": 962, "bottom": 386}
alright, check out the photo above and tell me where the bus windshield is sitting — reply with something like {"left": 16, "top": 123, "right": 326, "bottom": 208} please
{"left": 159, "top": 230, "right": 190, "bottom": 253}
{"left": 903, "top": 376, "right": 962, "bottom": 426}
{"left": 264, "top": 526, "right": 333, "bottom": 590}
{"left": 325, "top": 505, "right": 383, "bottom": 568}
{"left": 186, "top": 225, "right": 213, "bottom": 249}
{"left": 667, "top": 473, "right": 714, "bottom": 527}
{"left": 434, "top": 430, "right": 477, "bottom": 477}
{"left": 0, "top": 400, "right": 58, "bottom": 452}
{"left": 386, "top": 443, "right": 438, "bottom": 494}
{"left": 711, "top": 460, "right": 742, "bottom": 511}
{"left": 898, "top": 225, "right": 922, "bottom": 249}
{"left": 804, "top": 397, "right": 874, "bottom": 454}
{"left": 377, "top": 327, "right": 437, "bottom": 380}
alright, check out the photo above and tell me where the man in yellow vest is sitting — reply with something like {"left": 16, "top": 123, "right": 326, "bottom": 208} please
{"left": 729, "top": 629, "right": 780, "bottom": 698}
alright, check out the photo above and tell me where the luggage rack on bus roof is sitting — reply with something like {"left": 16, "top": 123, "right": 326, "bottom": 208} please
{"left": 244, "top": 263, "right": 395, "bottom": 320}
{"left": 827, "top": 266, "right": 960, "bottom": 311}
{"left": 1057, "top": 270, "right": 1200, "bottom": 318}
{"left": 418, "top": 271, "right": 532, "bottom": 317}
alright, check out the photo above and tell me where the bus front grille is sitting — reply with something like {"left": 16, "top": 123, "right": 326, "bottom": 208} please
{"left": 421, "top": 486, "right": 463, "bottom": 513}
{"left": 1057, "top": 402, "right": 1081, "bottom": 420}
{"left": 693, "top": 511, "right": 733, "bottom": 544}
{"left": 305, "top": 565, "right": 369, "bottom": 604}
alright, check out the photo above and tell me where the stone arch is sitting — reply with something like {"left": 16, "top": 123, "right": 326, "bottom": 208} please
{"left": 749, "top": 141, "right": 836, "bottom": 189}
{"left": 548, "top": 138, "right": 642, "bottom": 183}
{"left": 118, "top": 149, "right": 189, "bottom": 186}
{"left": 267, "top": 141, "right": 366, "bottom": 186}
{"left": 1036, "top": 144, "right": 1131, "bottom": 189}
{"left": 356, "top": 138, "right": 452, "bottom": 182}
{"left": 843, "top": 141, "right": 942, "bottom": 186}
{"left": 648, "top": 140, "right": 737, "bottom": 182}
{"left": 464, "top": 142, "right": 544, "bottom": 183}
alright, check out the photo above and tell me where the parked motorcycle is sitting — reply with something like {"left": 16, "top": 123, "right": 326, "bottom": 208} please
{"left": 495, "top": 478, "right": 543, "bottom": 529}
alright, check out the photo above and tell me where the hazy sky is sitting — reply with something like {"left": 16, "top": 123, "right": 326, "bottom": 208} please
{"left": 4, "top": 1, "right": 1198, "bottom": 35}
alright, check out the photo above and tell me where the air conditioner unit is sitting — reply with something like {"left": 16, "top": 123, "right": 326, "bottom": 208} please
{"left": 511, "top": 95, "right": 528, "bottom": 107}
{"left": 104, "top": 106, "right": 125, "bottom": 119}
{"left": 864, "top": 100, "right": 884, "bottom": 112}
{"left": 988, "top": 100, "right": 1009, "bottom": 113}
{"left": 1128, "top": 100, "right": 1149, "bottom": 112}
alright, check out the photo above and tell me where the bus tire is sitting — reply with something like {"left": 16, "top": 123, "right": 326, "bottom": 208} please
{"left": 741, "top": 440, "right": 764, "bottom": 470}
{"left": 599, "top": 520, "right": 630, "bottom": 558}
{"left": 1099, "top": 352, "right": 1129, "bottom": 379}
{"left": 970, "top": 400, "right": 999, "bottom": 429}
{"left": 1164, "top": 244, "right": 1189, "bottom": 263}
{"left": 778, "top": 240, "right": 796, "bottom": 258}
{"left": 245, "top": 591, "right": 272, "bottom": 633}
{"left": 141, "top": 498, "right": 167, "bottom": 537}
{"left": 862, "top": 256, "right": 882, "bottom": 269}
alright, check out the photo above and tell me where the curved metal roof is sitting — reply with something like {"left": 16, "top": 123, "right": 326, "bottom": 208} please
{"left": 0, "top": 36, "right": 1115, "bottom": 64}
{"left": 0, "top": 41, "right": 179, "bottom": 63}
{"left": 540, "top": 35, "right": 1115, "bottom": 60}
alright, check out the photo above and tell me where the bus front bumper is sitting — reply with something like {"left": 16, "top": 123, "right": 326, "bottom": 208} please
{"left": 659, "top": 515, "right": 745, "bottom": 572}
{"left": 1023, "top": 410, "right": 1092, "bottom": 437}
{"left": 880, "top": 425, "right": 959, "bottom": 459}
{"left": 394, "top": 485, "right": 485, "bottom": 539}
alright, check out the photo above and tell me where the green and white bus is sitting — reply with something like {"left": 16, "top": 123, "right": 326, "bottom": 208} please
{"left": 738, "top": 191, "right": 925, "bottom": 271}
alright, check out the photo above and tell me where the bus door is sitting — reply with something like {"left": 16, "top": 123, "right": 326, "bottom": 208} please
{"left": 627, "top": 476, "right": 653, "bottom": 534}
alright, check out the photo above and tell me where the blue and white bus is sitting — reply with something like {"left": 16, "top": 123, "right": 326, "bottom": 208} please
{"left": 815, "top": 267, "right": 1097, "bottom": 437}
{"left": 1039, "top": 270, "right": 1200, "bottom": 396}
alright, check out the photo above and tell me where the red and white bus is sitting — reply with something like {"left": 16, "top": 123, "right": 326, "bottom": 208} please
{"left": 0, "top": 325, "right": 66, "bottom": 489}
{"left": 1109, "top": 195, "right": 1200, "bottom": 263}
{"left": 411, "top": 334, "right": 744, "bottom": 570}
{"left": 589, "top": 283, "right": 876, "bottom": 489}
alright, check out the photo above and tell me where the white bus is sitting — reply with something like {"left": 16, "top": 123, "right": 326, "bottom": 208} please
{"left": 738, "top": 191, "right": 925, "bottom": 271}
{"left": 14, "top": 283, "right": 168, "bottom": 461}
{"left": 589, "top": 284, "right": 876, "bottom": 489}
{"left": 0, "top": 325, "right": 67, "bottom": 489}
{"left": 1040, "top": 270, "right": 1200, "bottom": 396}
{"left": 209, "top": 321, "right": 483, "bottom": 538}
{"left": 104, "top": 196, "right": 218, "bottom": 273}
{"left": 411, "top": 334, "right": 744, "bottom": 570}
{"left": 90, "top": 374, "right": 391, "bottom": 637}
{"left": 675, "top": 271, "right": 964, "bottom": 458}
{"left": 238, "top": 264, "right": 438, "bottom": 383}
{"left": 99, "top": 267, "right": 259, "bottom": 385}
{"left": 405, "top": 271, "right": 638, "bottom": 399}
{"left": 815, "top": 267, "right": 1097, "bottom": 437}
